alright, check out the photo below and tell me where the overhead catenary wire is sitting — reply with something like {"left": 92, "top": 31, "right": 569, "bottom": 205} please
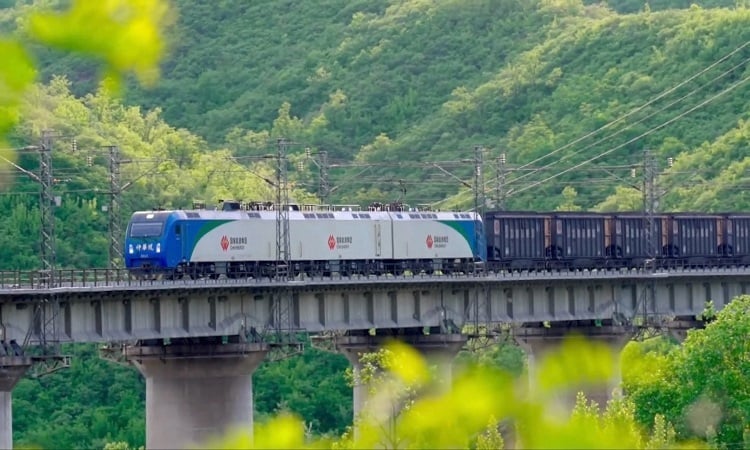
{"left": 432, "top": 46, "right": 750, "bottom": 208}
{"left": 504, "top": 53, "right": 750, "bottom": 191}
{"left": 510, "top": 39, "right": 750, "bottom": 173}
{"left": 508, "top": 71, "right": 750, "bottom": 198}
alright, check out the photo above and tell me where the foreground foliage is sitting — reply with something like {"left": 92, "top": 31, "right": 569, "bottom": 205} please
{"left": 0, "top": 0, "right": 170, "bottom": 172}
{"left": 206, "top": 338, "right": 704, "bottom": 449}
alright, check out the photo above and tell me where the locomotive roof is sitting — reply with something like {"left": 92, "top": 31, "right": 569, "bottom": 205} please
{"left": 130, "top": 209, "right": 478, "bottom": 221}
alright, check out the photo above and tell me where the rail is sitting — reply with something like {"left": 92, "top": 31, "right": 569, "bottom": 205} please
{"left": 0, "top": 265, "right": 749, "bottom": 292}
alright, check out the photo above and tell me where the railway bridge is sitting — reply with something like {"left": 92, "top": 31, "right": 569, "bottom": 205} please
{"left": 1, "top": 266, "right": 748, "bottom": 448}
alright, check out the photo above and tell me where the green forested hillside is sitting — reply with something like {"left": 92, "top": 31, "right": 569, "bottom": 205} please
{"left": 123, "top": 0, "right": 750, "bottom": 211}
{"left": 6, "top": 0, "right": 750, "bottom": 212}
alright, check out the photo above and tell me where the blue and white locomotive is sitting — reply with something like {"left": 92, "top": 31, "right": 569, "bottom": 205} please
{"left": 124, "top": 201, "right": 486, "bottom": 278}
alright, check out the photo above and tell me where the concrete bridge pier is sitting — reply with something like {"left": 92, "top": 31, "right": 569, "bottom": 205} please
{"left": 0, "top": 354, "right": 32, "bottom": 450}
{"left": 336, "top": 333, "right": 467, "bottom": 426}
{"left": 124, "top": 342, "right": 269, "bottom": 450}
{"left": 665, "top": 317, "right": 705, "bottom": 343}
{"left": 514, "top": 325, "right": 632, "bottom": 412}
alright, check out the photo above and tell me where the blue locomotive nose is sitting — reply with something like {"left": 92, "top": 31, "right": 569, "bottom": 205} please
{"left": 124, "top": 211, "right": 173, "bottom": 273}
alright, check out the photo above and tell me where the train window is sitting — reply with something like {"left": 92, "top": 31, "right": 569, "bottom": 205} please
{"left": 454, "top": 214, "right": 460, "bottom": 219}
{"left": 186, "top": 212, "right": 200, "bottom": 218}
{"left": 409, "top": 214, "right": 420, "bottom": 219}
{"left": 361, "top": 213, "right": 371, "bottom": 219}
{"left": 247, "top": 212, "right": 261, "bottom": 219}
{"left": 396, "top": 214, "right": 403, "bottom": 219}
{"left": 129, "top": 222, "right": 164, "bottom": 237}
{"left": 175, "top": 224, "right": 181, "bottom": 236}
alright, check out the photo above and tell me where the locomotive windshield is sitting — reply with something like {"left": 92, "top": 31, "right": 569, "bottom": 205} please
{"left": 129, "top": 222, "right": 165, "bottom": 238}
{"left": 128, "top": 211, "right": 171, "bottom": 238}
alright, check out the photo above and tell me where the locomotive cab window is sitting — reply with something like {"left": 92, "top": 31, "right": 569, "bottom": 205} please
{"left": 129, "top": 221, "right": 165, "bottom": 238}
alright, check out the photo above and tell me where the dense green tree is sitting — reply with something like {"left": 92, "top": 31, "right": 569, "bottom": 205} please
{"left": 253, "top": 345, "right": 352, "bottom": 435}
{"left": 13, "top": 345, "right": 146, "bottom": 449}
{"left": 623, "top": 295, "right": 750, "bottom": 446}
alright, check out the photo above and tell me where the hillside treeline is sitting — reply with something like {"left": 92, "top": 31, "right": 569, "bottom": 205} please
{"left": 11, "top": 0, "right": 749, "bottom": 211}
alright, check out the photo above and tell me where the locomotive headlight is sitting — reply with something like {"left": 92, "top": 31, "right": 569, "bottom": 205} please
{"left": 128, "top": 244, "right": 134, "bottom": 254}
{"left": 156, "top": 243, "right": 161, "bottom": 253}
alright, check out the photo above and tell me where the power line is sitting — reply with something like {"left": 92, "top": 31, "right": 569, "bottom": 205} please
{"left": 504, "top": 53, "right": 750, "bottom": 191}
{"left": 511, "top": 39, "right": 750, "bottom": 173}
{"left": 433, "top": 55, "right": 750, "bottom": 209}
{"left": 509, "top": 71, "right": 750, "bottom": 197}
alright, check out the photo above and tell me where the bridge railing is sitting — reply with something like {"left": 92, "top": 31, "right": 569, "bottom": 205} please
{"left": 0, "top": 265, "right": 748, "bottom": 291}
{"left": 0, "top": 269, "right": 131, "bottom": 289}
{"left": 0, "top": 266, "right": 498, "bottom": 289}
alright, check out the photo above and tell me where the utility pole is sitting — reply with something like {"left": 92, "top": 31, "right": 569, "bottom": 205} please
{"left": 303, "top": 148, "right": 330, "bottom": 203}
{"left": 471, "top": 145, "right": 489, "bottom": 337}
{"left": 39, "top": 130, "right": 56, "bottom": 283}
{"left": 108, "top": 146, "right": 124, "bottom": 270}
{"left": 26, "top": 130, "right": 69, "bottom": 376}
{"left": 266, "top": 138, "right": 298, "bottom": 349}
{"left": 318, "top": 150, "right": 329, "bottom": 203}
{"left": 474, "top": 146, "right": 485, "bottom": 218}
{"left": 642, "top": 148, "right": 658, "bottom": 325}
{"left": 495, "top": 153, "right": 507, "bottom": 210}
{"left": 275, "top": 138, "right": 291, "bottom": 278}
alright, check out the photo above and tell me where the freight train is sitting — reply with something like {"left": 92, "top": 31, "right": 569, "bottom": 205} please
{"left": 124, "top": 201, "right": 750, "bottom": 278}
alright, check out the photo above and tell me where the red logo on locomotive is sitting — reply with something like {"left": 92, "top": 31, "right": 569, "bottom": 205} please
{"left": 426, "top": 235, "right": 434, "bottom": 249}
{"left": 328, "top": 234, "right": 336, "bottom": 250}
{"left": 220, "top": 235, "right": 230, "bottom": 251}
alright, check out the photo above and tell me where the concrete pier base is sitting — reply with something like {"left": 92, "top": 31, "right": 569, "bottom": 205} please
{"left": 514, "top": 325, "right": 632, "bottom": 412}
{"left": 0, "top": 356, "right": 32, "bottom": 450}
{"left": 666, "top": 317, "right": 705, "bottom": 343}
{"left": 124, "top": 342, "right": 269, "bottom": 450}
{"left": 336, "top": 333, "right": 467, "bottom": 430}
